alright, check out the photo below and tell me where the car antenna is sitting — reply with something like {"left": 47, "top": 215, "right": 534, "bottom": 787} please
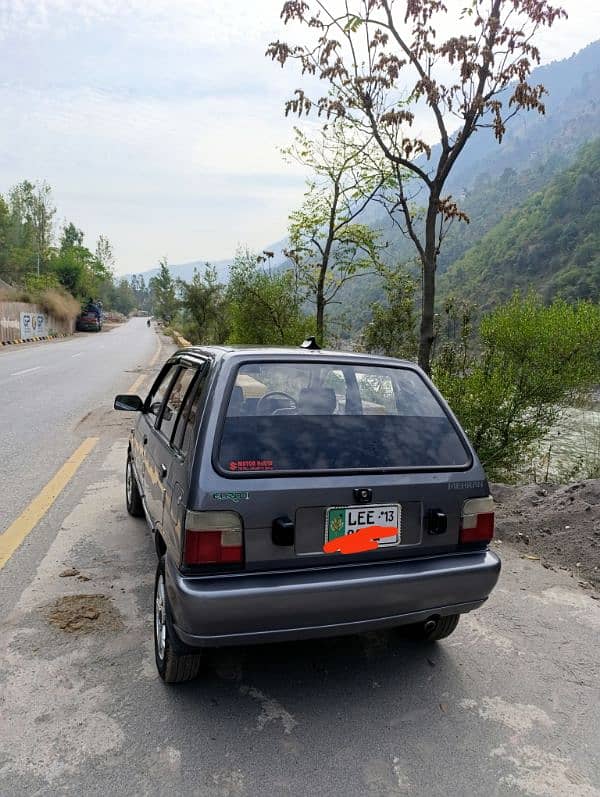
{"left": 300, "top": 336, "right": 321, "bottom": 350}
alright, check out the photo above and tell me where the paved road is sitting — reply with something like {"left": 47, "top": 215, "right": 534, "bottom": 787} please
{"left": 0, "top": 318, "right": 158, "bottom": 533}
{"left": 0, "top": 327, "right": 599, "bottom": 796}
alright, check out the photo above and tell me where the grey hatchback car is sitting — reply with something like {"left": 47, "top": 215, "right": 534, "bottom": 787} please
{"left": 115, "top": 343, "right": 500, "bottom": 683}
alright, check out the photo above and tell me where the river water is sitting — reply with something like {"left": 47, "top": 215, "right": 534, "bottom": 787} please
{"left": 522, "top": 400, "right": 600, "bottom": 483}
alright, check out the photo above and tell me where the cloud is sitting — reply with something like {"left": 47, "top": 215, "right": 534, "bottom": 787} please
{"left": 0, "top": 0, "right": 597, "bottom": 273}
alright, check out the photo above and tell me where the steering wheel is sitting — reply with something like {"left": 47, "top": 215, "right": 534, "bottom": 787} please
{"left": 256, "top": 391, "right": 297, "bottom": 415}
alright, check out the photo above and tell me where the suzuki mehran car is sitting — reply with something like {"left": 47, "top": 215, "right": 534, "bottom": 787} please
{"left": 114, "top": 342, "right": 500, "bottom": 683}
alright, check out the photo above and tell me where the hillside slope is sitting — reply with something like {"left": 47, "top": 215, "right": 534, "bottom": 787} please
{"left": 439, "top": 138, "right": 600, "bottom": 307}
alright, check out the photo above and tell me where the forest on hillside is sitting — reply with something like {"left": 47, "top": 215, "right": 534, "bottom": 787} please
{"left": 440, "top": 138, "right": 600, "bottom": 308}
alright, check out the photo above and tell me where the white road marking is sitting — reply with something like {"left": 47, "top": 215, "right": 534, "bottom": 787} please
{"left": 11, "top": 366, "right": 42, "bottom": 376}
{"left": 71, "top": 352, "right": 83, "bottom": 358}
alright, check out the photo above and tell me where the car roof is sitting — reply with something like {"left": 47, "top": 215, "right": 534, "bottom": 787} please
{"left": 170, "top": 344, "right": 418, "bottom": 369}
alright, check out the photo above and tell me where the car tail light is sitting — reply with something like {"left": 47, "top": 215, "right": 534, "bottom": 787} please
{"left": 460, "top": 496, "right": 495, "bottom": 544}
{"left": 183, "top": 511, "right": 243, "bottom": 565}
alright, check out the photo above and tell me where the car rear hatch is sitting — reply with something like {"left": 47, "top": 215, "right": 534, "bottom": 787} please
{"left": 189, "top": 358, "right": 491, "bottom": 572}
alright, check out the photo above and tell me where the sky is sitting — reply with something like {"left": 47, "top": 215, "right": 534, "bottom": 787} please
{"left": 0, "top": 0, "right": 598, "bottom": 276}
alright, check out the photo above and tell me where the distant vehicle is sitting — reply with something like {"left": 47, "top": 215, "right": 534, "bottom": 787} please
{"left": 76, "top": 306, "right": 103, "bottom": 332}
{"left": 114, "top": 342, "right": 500, "bottom": 683}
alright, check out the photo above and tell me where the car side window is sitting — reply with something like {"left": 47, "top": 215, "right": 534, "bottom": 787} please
{"left": 157, "top": 366, "right": 197, "bottom": 443}
{"left": 175, "top": 364, "right": 210, "bottom": 455}
{"left": 146, "top": 364, "right": 180, "bottom": 421}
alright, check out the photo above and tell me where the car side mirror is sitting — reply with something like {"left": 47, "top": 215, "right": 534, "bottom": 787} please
{"left": 149, "top": 401, "right": 163, "bottom": 416}
{"left": 114, "top": 394, "right": 144, "bottom": 412}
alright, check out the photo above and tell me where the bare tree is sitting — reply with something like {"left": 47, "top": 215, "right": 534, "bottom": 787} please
{"left": 267, "top": 0, "right": 566, "bottom": 372}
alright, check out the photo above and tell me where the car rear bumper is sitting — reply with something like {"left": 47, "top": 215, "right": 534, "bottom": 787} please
{"left": 167, "top": 549, "right": 501, "bottom": 648}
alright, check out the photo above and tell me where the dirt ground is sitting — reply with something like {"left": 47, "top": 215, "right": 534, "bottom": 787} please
{"left": 492, "top": 479, "right": 600, "bottom": 592}
{"left": 46, "top": 593, "right": 123, "bottom": 634}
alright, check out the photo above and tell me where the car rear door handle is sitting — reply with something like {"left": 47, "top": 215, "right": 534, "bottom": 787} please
{"left": 160, "top": 464, "right": 168, "bottom": 480}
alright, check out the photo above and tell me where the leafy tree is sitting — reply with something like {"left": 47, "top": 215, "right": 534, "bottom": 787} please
{"left": 9, "top": 180, "right": 55, "bottom": 256}
{"left": 95, "top": 235, "right": 115, "bottom": 272}
{"left": 179, "top": 265, "right": 229, "bottom": 344}
{"left": 60, "top": 222, "right": 84, "bottom": 251}
{"left": 48, "top": 245, "right": 97, "bottom": 298}
{"left": 284, "top": 124, "right": 387, "bottom": 343}
{"left": 433, "top": 293, "right": 600, "bottom": 478}
{"left": 362, "top": 268, "right": 418, "bottom": 360}
{"left": 149, "top": 257, "right": 179, "bottom": 321}
{"left": 110, "top": 278, "right": 136, "bottom": 316}
{"left": 227, "top": 249, "right": 314, "bottom": 345}
{"left": 268, "top": 0, "right": 567, "bottom": 373}
{"left": 130, "top": 274, "right": 152, "bottom": 312}
{"left": 1, "top": 180, "right": 56, "bottom": 280}
{"left": 0, "top": 196, "right": 10, "bottom": 277}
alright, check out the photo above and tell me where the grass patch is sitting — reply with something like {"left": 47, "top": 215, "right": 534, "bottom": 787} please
{"left": 0, "top": 285, "right": 80, "bottom": 323}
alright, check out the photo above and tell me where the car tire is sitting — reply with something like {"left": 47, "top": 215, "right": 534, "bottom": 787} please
{"left": 125, "top": 455, "right": 144, "bottom": 518}
{"left": 405, "top": 614, "right": 460, "bottom": 641}
{"left": 154, "top": 557, "right": 203, "bottom": 683}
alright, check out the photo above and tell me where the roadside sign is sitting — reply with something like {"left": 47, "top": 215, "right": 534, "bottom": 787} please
{"left": 20, "top": 312, "right": 46, "bottom": 340}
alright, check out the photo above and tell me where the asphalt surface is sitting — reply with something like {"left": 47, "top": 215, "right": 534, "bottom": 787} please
{"left": 0, "top": 318, "right": 158, "bottom": 533}
{"left": 1, "top": 321, "right": 599, "bottom": 796}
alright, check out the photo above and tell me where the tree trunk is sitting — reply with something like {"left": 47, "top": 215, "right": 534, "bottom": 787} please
{"left": 316, "top": 270, "right": 325, "bottom": 345}
{"left": 417, "top": 201, "right": 439, "bottom": 375}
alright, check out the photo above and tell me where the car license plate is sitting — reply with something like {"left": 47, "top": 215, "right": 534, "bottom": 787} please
{"left": 325, "top": 504, "right": 400, "bottom": 546}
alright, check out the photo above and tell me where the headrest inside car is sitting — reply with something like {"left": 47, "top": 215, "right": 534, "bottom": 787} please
{"left": 297, "top": 387, "right": 337, "bottom": 415}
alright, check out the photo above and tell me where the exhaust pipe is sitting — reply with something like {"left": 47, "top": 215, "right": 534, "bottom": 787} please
{"left": 424, "top": 618, "right": 438, "bottom": 634}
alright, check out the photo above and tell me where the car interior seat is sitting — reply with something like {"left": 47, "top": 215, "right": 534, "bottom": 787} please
{"left": 228, "top": 385, "right": 244, "bottom": 416}
{"left": 296, "top": 386, "right": 337, "bottom": 415}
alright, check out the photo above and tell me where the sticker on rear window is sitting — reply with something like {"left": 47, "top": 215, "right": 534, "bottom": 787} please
{"left": 228, "top": 459, "right": 273, "bottom": 472}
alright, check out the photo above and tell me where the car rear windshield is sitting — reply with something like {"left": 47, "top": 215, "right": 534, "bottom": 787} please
{"left": 217, "top": 361, "right": 471, "bottom": 474}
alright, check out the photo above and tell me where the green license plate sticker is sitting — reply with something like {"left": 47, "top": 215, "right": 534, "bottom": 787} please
{"left": 326, "top": 504, "right": 401, "bottom": 546}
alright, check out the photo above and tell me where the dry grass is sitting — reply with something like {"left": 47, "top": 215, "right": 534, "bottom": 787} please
{"left": 38, "top": 288, "right": 81, "bottom": 322}
{"left": 0, "top": 285, "right": 80, "bottom": 322}
{"left": 0, "top": 285, "right": 26, "bottom": 302}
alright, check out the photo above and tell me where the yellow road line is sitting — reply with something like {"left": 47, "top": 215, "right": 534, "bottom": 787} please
{"left": 126, "top": 338, "right": 162, "bottom": 393}
{"left": 127, "top": 373, "right": 146, "bottom": 394}
{"left": 149, "top": 338, "right": 162, "bottom": 367}
{"left": 0, "top": 437, "right": 99, "bottom": 570}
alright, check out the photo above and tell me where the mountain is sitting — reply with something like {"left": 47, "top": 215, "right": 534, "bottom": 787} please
{"left": 126, "top": 40, "right": 600, "bottom": 314}
{"left": 127, "top": 257, "right": 231, "bottom": 285}
{"left": 358, "top": 40, "right": 600, "bottom": 269}
{"left": 438, "top": 137, "right": 600, "bottom": 308}
{"left": 336, "top": 40, "right": 600, "bottom": 325}
{"left": 125, "top": 238, "right": 289, "bottom": 285}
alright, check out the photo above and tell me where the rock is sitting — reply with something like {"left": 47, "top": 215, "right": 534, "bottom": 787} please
{"left": 59, "top": 567, "right": 80, "bottom": 578}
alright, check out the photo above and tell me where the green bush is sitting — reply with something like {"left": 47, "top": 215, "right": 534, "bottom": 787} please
{"left": 434, "top": 293, "right": 600, "bottom": 478}
{"left": 226, "top": 250, "right": 315, "bottom": 346}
